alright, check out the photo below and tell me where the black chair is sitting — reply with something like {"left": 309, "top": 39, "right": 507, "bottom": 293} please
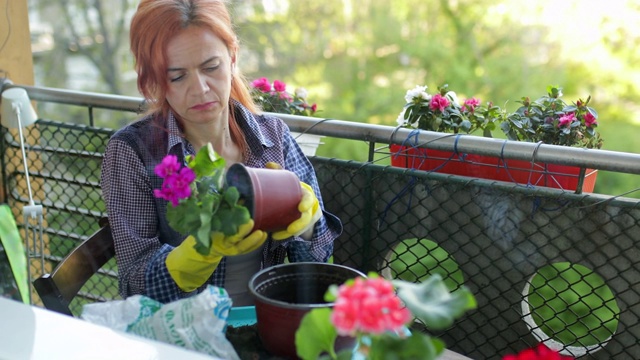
{"left": 33, "top": 218, "right": 115, "bottom": 316}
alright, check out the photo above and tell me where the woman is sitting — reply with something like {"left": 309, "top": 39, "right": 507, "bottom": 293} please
{"left": 101, "top": 0, "right": 342, "bottom": 306}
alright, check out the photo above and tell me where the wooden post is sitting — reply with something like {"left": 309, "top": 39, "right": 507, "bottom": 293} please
{"left": 0, "top": 0, "right": 34, "bottom": 85}
{"left": 1, "top": 0, "right": 35, "bottom": 203}
{"left": 0, "top": 1, "right": 40, "bottom": 303}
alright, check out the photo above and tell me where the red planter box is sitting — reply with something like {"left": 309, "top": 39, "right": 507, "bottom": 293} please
{"left": 389, "top": 144, "right": 597, "bottom": 192}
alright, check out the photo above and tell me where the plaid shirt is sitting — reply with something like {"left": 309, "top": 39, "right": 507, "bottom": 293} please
{"left": 101, "top": 102, "right": 341, "bottom": 303}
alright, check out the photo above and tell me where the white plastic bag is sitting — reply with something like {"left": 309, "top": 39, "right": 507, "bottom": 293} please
{"left": 81, "top": 285, "right": 240, "bottom": 360}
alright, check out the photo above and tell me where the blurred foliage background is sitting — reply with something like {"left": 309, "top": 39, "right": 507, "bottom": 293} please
{"left": 27, "top": 0, "right": 640, "bottom": 197}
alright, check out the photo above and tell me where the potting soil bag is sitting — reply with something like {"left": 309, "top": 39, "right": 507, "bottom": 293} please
{"left": 81, "top": 285, "right": 239, "bottom": 360}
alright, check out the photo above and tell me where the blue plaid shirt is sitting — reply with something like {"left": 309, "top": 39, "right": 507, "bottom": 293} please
{"left": 101, "top": 102, "right": 342, "bottom": 303}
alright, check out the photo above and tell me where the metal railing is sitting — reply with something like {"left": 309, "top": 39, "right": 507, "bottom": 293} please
{"left": 2, "top": 83, "right": 640, "bottom": 359}
{"left": 7, "top": 83, "right": 640, "bottom": 175}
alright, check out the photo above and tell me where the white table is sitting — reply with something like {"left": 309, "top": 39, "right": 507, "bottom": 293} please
{"left": 0, "top": 297, "right": 220, "bottom": 360}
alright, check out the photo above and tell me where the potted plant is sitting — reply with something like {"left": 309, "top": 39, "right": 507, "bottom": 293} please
{"left": 391, "top": 84, "right": 604, "bottom": 192}
{"left": 251, "top": 77, "right": 319, "bottom": 117}
{"left": 293, "top": 272, "right": 476, "bottom": 360}
{"left": 250, "top": 77, "right": 324, "bottom": 156}
{"left": 154, "top": 143, "right": 302, "bottom": 255}
{"left": 291, "top": 271, "right": 574, "bottom": 360}
{"left": 390, "top": 83, "right": 504, "bottom": 177}
{"left": 496, "top": 85, "right": 603, "bottom": 191}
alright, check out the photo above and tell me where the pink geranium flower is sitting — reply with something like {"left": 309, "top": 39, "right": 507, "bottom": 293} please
{"left": 429, "top": 94, "right": 451, "bottom": 112}
{"left": 330, "top": 277, "right": 412, "bottom": 336}
{"left": 502, "top": 343, "right": 573, "bottom": 360}
{"left": 153, "top": 166, "right": 195, "bottom": 206}
{"left": 154, "top": 154, "right": 181, "bottom": 178}
{"left": 154, "top": 185, "right": 179, "bottom": 207}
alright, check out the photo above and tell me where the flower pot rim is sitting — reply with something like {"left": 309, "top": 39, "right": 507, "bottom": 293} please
{"left": 248, "top": 262, "right": 366, "bottom": 309}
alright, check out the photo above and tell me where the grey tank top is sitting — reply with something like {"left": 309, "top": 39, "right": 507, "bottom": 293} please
{"left": 224, "top": 244, "right": 264, "bottom": 306}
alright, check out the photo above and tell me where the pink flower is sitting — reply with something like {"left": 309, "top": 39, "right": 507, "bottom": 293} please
{"left": 502, "top": 344, "right": 573, "bottom": 360}
{"left": 168, "top": 167, "right": 195, "bottom": 194}
{"left": 330, "top": 277, "right": 412, "bottom": 336}
{"left": 558, "top": 113, "right": 576, "bottom": 127}
{"left": 154, "top": 186, "right": 179, "bottom": 207}
{"left": 251, "top": 77, "right": 272, "bottom": 92}
{"left": 311, "top": 103, "right": 317, "bottom": 112}
{"left": 584, "top": 112, "right": 597, "bottom": 127}
{"left": 154, "top": 154, "right": 181, "bottom": 178}
{"left": 429, "top": 94, "right": 451, "bottom": 112}
{"left": 153, "top": 163, "right": 196, "bottom": 207}
{"left": 273, "top": 79, "right": 287, "bottom": 92}
{"left": 279, "top": 91, "right": 293, "bottom": 101}
{"left": 462, "top": 98, "right": 481, "bottom": 112}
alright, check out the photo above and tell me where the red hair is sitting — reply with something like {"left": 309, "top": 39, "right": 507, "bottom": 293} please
{"left": 130, "top": 0, "right": 256, "bottom": 152}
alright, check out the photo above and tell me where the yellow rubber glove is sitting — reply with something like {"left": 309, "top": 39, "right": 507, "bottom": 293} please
{"left": 272, "top": 181, "right": 322, "bottom": 240}
{"left": 166, "top": 219, "right": 267, "bottom": 292}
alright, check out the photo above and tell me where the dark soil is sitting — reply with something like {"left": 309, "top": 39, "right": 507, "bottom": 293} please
{"left": 225, "top": 324, "right": 288, "bottom": 360}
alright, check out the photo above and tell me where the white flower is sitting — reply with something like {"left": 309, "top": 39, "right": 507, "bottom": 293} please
{"left": 396, "top": 109, "right": 407, "bottom": 126}
{"left": 445, "top": 91, "right": 460, "bottom": 107}
{"left": 295, "top": 87, "right": 308, "bottom": 100}
{"left": 404, "top": 85, "right": 430, "bottom": 103}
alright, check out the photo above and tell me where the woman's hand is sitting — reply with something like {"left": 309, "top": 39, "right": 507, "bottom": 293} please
{"left": 265, "top": 162, "right": 322, "bottom": 240}
{"left": 272, "top": 181, "right": 321, "bottom": 240}
{"left": 166, "top": 219, "right": 267, "bottom": 292}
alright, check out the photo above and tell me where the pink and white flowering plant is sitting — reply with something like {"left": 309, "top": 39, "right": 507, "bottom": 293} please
{"left": 251, "top": 77, "right": 319, "bottom": 116}
{"left": 500, "top": 85, "right": 603, "bottom": 149}
{"left": 396, "top": 83, "right": 504, "bottom": 137}
{"left": 396, "top": 84, "right": 603, "bottom": 149}
{"left": 295, "top": 273, "right": 477, "bottom": 360}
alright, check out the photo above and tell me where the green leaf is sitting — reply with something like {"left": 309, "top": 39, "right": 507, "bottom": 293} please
{"left": 209, "top": 216, "right": 222, "bottom": 233}
{"left": 393, "top": 275, "right": 477, "bottom": 330}
{"left": 223, "top": 186, "right": 241, "bottom": 206}
{"left": 216, "top": 205, "right": 251, "bottom": 236}
{"left": 189, "top": 143, "right": 222, "bottom": 177}
{"left": 368, "top": 333, "right": 445, "bottom": 360}
{"left": 166, "top": 197, "right": 200, "bottom": 235}
{"left": 295, "top": 308, "right": 338, "bottom": 360}
{"left": 459, "top": 119, "right": 472, "bottom": 133}
{"left": 191, "top": 200, "right": 213, "bottom": 254}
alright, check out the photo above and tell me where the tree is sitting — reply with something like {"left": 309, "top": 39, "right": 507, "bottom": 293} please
{"left": 32, "top": 0, "right": 135, "bottom": 95}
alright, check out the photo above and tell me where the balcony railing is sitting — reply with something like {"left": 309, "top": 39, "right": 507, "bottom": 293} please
{"left": 2, "top": 83, "right": 640, "bottom": 359}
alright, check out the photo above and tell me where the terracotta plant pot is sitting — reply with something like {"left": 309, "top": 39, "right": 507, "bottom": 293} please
{"left": 248, "top": 262, "right": 366, "bottom": 359}
{"left": 389, "top": 144, "right": 470, "bottom": 177}
{"left": 226, "top": 163, "right": 303, "bottom": 232}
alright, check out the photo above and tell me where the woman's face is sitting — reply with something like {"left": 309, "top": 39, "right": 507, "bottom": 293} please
{"left": 164, "top": 26, "right": 235, "bottom": 126}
